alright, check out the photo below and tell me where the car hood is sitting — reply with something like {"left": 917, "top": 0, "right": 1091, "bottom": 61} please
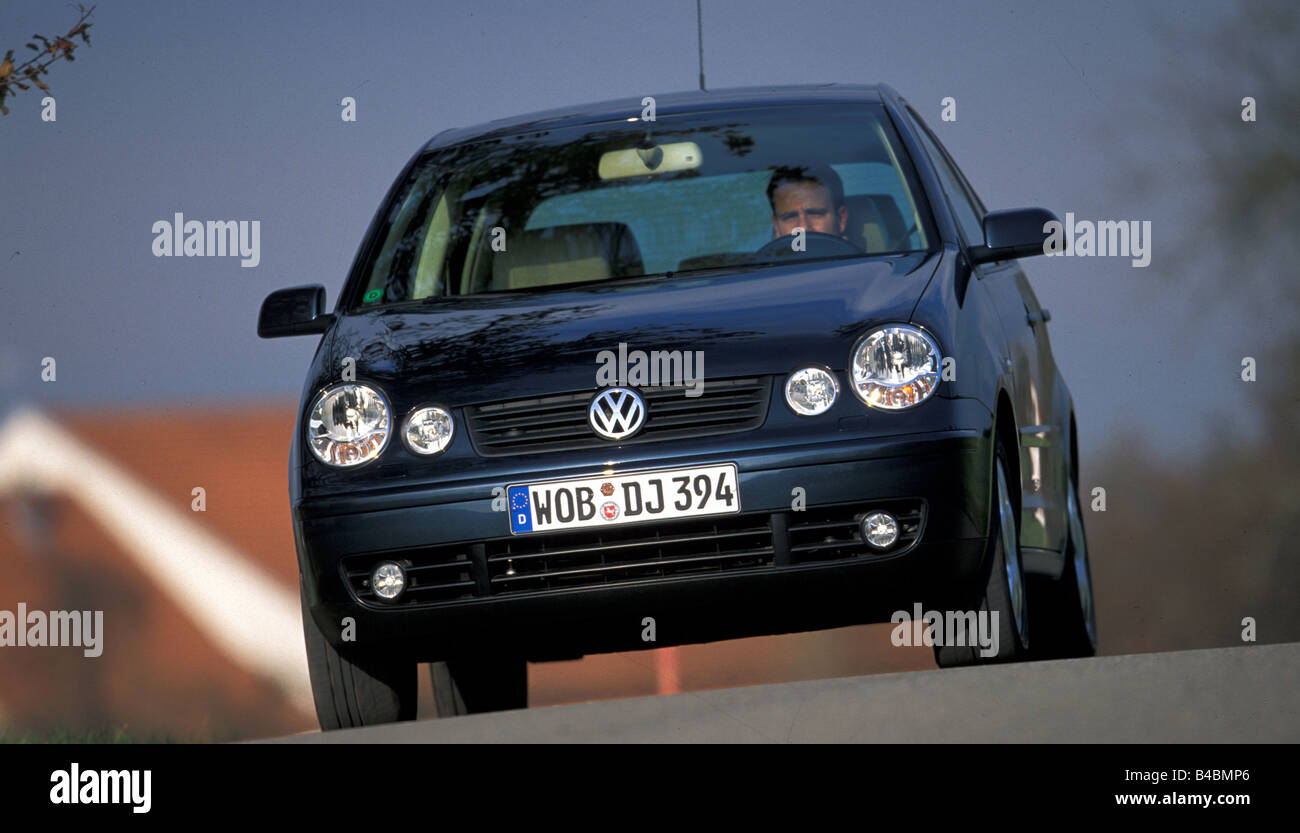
{"left": 318, "top": 253, "right": 937, "bottom": 406}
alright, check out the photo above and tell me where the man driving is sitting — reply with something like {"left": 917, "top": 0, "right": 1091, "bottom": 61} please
{"left": 767, "top": 164, "right": 848, "bottom": 239}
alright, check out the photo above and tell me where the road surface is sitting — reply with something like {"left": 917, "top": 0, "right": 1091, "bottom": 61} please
{"left": 265, "top": 642, "right": 1299, "bottom": 743}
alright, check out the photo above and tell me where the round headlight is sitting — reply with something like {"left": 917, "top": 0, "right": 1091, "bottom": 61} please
{"left": 404, "top": 405, "right": 455, "bottom": 455}
{"left": 306, "top": 383, "right": 390, "bottom": 467}
{"left": 850, "top": 325, "right": 941, "bottom": 410}
{"left": 785, "top": 367, "right": 839, "bottom": 416}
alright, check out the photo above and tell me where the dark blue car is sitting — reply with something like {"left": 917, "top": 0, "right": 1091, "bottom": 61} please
{"left": 260, "top": 83, "right": 1096, "bottom": 729}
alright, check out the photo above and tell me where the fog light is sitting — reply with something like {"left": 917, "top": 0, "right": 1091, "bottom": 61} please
{"left": 860, "top": 512, "right": 899, "bottom": 549}
{"left": 371, "top": 561, "right": 406, "bottom": 601}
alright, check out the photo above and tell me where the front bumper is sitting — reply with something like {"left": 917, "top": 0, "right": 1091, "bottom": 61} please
{"left": 295, "top": 414, "right": 996, "bottom": 661}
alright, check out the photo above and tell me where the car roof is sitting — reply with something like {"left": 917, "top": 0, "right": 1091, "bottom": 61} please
{"left": 425, "top": 83, "right": 894, "bottom": 150}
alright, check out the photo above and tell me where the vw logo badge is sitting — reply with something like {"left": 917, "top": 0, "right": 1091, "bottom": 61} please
{"left": 589, "top": 387, "right": 646, "bottom": 440}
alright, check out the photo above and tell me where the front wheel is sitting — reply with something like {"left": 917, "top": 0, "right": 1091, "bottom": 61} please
{"left": 1028, "top": 476, "right": 1098, "bottom": 659}
{"left": 935, "top": 434, "right": 1030, "bottom": 667}
{"left": 301, "top": 582, "right": 416, "bottom": 730}
{"left": 429, "top": 657, "right": 528, "bottom": 716}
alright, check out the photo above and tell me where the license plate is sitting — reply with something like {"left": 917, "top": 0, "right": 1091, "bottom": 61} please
{"left": 507, "top": 463, "right": 740, "bottom": 534}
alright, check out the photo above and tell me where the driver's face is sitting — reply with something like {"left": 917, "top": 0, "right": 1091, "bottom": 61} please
{"left": 771, "top": 182, "right": 848, "bottom": 238}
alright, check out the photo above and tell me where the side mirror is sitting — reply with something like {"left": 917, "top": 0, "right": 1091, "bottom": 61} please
{"left": 258, "top": 285, "right": 335, "bottom": 338}
{"left": 969, "top": 207, "right": 1060, "bottom": 265}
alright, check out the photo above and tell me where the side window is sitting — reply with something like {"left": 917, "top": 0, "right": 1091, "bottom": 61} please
{"left": 909, "top": 113, "right": 986, "bottom": 247}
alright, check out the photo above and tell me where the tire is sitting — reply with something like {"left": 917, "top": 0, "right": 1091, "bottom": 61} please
{"left": 301, "top": 581, "right": 416, "bottom": 730}
{"left": 1027, "top": 470, "right": 1098, "bottom": 659}
{"left": 935, "top": 433, "right": 1030, "bottom": 667}
{"left": 429, "top": 657, "right": 528, "bottom": 717}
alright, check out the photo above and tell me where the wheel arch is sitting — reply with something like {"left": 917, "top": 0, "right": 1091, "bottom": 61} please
{"left": 994, "top": 387, "right": 1020, "bottom": 516}
{"left": 1069, "top": 411, "right": 1080, "bottom": 490}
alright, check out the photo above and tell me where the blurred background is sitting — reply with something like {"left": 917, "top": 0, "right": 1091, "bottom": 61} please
{"left": 0, "top": 0, "right": 1295, "bottom": 741}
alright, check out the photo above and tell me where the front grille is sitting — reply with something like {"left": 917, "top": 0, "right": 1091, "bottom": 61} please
{"left": 345, "top": 547, "right": 478, "bottom": 604}
{"left": 342, "top": 499, "right": 925, "bottom": 606}
{"left": 788, "top": 499, "right": 924, "bottom": 562}
{"left": 486, "top": 514, "right": 774, "bottom": 593}
{"left": 466, "top": 376, "right": 771, "bottom": 456}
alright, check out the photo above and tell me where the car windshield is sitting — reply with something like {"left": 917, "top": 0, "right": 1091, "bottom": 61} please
{"left": 351, "top": 102, "right": 933, "bottom": 307}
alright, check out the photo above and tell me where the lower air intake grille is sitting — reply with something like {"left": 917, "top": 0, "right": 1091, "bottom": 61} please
{"left": 341, "top": 499, "right": 925, "bottom": 607}
{"left": 787, "top": 499, "right": 924, "bottom": 563}
{"left": 485, "top": 513, "right": 774, "bottom": 593}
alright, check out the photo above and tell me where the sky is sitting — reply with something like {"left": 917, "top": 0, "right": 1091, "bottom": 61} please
{"left": 0, "top": 0, "right": 1284, "bottom": 461}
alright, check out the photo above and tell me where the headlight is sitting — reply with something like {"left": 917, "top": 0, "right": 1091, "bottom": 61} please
{"left": 403, "top": 405, "right": 455, "bottom": 455}
{"left": 850, "top": 325, "right": 941, "bottom": 410}
{"left": 306, "top": 383, "right": 390, "bottom": 467}
{"left": 785, "top": 367, "right": 839, "bottom": 416}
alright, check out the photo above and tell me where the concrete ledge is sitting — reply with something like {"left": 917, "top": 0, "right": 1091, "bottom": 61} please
{"left": 264, "top": 642, "right": 1300, "bottom": 743}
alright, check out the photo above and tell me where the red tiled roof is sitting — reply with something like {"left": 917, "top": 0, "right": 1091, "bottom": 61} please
{"left": 56, "top": 402, "right": 301, "bottom": 587}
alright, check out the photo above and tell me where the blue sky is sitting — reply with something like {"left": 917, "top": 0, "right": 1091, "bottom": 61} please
{"left": 0, "top": 0, "right": 1283, "bottom": 460}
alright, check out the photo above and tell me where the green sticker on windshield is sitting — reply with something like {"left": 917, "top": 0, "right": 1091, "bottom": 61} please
{"left": 363, "top": 288, "right": 383, "bottom": 303}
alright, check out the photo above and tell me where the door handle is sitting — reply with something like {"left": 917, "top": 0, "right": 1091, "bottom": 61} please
{"left": 1026, "top": 309, "right": 1051, "bottom": 326}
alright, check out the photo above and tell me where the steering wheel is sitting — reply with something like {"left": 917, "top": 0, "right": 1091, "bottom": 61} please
{"left": 755, "top": 231, "right": 864, "bottom": 259}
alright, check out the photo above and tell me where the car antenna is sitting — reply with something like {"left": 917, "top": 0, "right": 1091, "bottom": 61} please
{"left": 697, "top": 0, "right": 707, "bottom": 91}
